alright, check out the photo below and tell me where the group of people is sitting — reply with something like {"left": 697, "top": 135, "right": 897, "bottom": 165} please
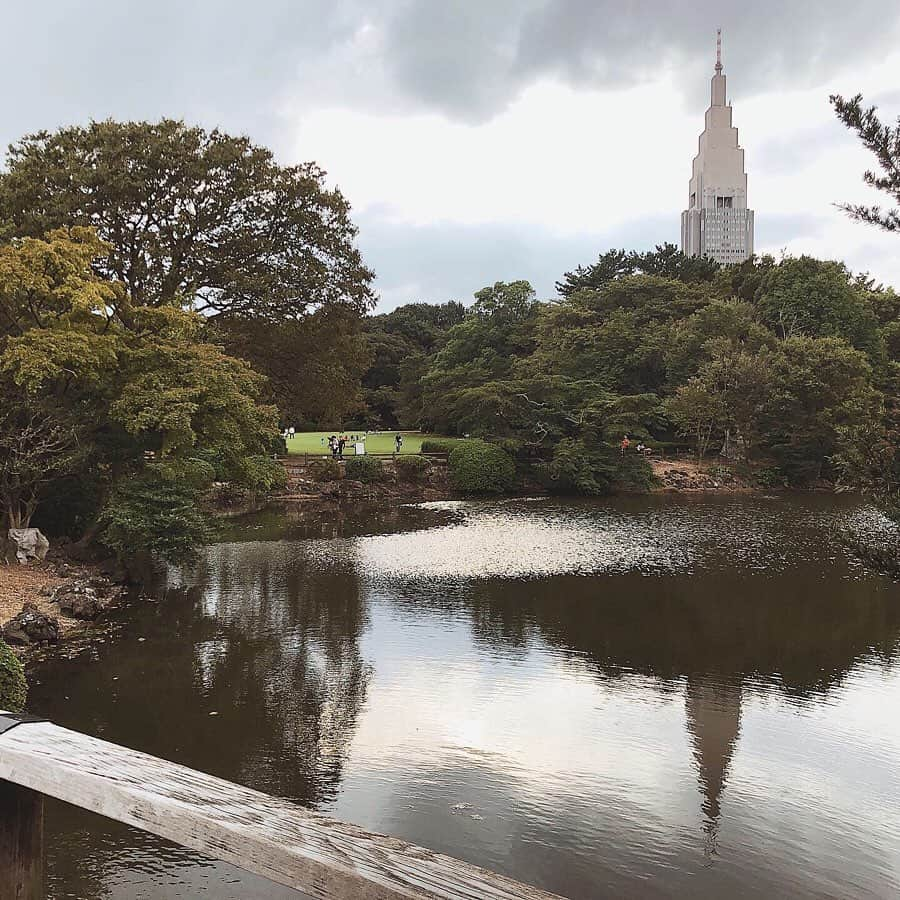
{"left": 327, "top": 434, "right": 357, "bottom": 459}
{"left": 325, "top": 432, "right": 404, "bottom": 459}
{"left": 281, "top": 429, "right": 406, "bottom": 460}
{"left": 620, "top": 435, "right": 653, "bottom": 456}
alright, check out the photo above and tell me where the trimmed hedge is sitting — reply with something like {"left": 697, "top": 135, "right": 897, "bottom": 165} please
{"left": 449, "top": 441, "right": 516, "bottom": 494}
{"left": 345, "top": 455, "right": 384, "bottom": 483}
{"left": 0, "top": 640, "right": 27, "bottom": 713}
{"left": 394, "top": 455, "right": 430, "bottom": 481}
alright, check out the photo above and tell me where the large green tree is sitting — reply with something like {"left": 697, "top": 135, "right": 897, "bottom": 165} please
{"left": 0, "top": 119, "right": 375, "bottom": 320}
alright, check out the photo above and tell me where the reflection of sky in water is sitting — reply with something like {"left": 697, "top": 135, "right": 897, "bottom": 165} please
{"left": 37, "top": 495, "right": 900, "bottom": 899}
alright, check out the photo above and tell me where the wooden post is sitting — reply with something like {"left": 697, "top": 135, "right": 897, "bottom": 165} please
{"left": 0, "top": 780, "right": 43, "bottom": 900}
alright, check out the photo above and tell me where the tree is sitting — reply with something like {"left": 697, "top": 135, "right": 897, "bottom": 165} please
{"left": 0, "top": 119, "right": 375, "bottom": 320}
{"left": 556, "top": 243, "right": 718, "bottom": 297}
{"left": 694, "top": 341, "right": 775, "bottom": 462}
{"left": 218, "top": 306, "right": 370, "bottom": 427}
{"left": 420, "top": 282, "right": 539, "bottom": 434}
{"left": 0, "top": 228, "right": 282, "bottom": 560}
{"left": 765, "top": 336, "right": 876, "bottom": 482}
{"left": 830, "top": 94, "right": 900, "bottom": 232}
{"left": 665, "top": 382, "right": 726, "bottom": 463}
{"left": 360, "top": 301, "right": 466, "bottom": 427}
{"left": 0, "top": 401, "right": 82, "bottom": 528}
{"left": 752, "top": 256, "right": 883, "bottom": 359}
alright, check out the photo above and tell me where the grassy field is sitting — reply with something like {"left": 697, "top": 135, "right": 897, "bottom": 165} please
{"left": 284, "top": 431, "right": 455, "bottom": 456}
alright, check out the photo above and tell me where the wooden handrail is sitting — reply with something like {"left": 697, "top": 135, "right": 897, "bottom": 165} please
{"left": 0, "top": 717, "right": 563, "bottom": 899}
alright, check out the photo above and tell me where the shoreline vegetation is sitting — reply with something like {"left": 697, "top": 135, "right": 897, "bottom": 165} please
{"left": 0, "top": 101, "right": 897, "bottom": 698}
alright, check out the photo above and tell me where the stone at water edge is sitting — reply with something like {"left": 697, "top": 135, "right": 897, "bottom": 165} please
{"left": 7, "top": 527, "right": 51, "bottom": 564}
{"left": 2, "top": 602, "right": 61, "bottom": 646}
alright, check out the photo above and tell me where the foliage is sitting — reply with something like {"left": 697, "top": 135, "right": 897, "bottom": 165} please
{"left": 0, "top": 400, "right": 84, "bottom": 528}
{"left": 420, "top": 282, "right": 539, "bottom": 434}
{"left": 361, "top": 301, "right": 466, "bottom": 428}
{"left": 752, "top": 256, "right": 883, "bottom": 358}
{"left": 0, "top": 229, "right": 282, "bottom": 557}
{"left": 0, "top": 119, "right": 375, "bottom": 319}
{"left": 344, "top": 455, "right": 384, "bottom": 483}
{"left": 541, "top": 439, "right": 653, "bottom": 495}
{"left": 0, "top": 640, "right": 26, "bottom": 713}
{"left": 394, "top": 455, "right": 430, "bottom": 481}
{"left": 830, "top": 94, "right": 900, "bottom": 232}
{"left": 308, "top": 459, "right": 342, "bottom": 482}
{"left": 448, "top": 441, "right": 516, "bottom": 494}
{"left": 101, "top": 461, "right": 213, "bottom": 564}
{"left": 664, "top": 381, "right": 726, "bottom": 462}
{"left": 420, "top": 439, "right": 460, "bottom": 454}
{"left": 556, "top": 242, "right": 719, "bottom": 297}
{"left": 218, "top": 305, "right": 370, "bottom": 427}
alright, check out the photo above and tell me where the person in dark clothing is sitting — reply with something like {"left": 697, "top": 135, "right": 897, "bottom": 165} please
{"left": 395, "top": 433, "right": 403, "bottom": 453}
{"left": 338, "top": 437, "right": 346, "bottom": 459}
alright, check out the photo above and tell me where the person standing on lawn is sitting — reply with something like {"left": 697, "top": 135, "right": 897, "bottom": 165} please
{"left": 395, "top": 433, "right": 403, "bottom": 454}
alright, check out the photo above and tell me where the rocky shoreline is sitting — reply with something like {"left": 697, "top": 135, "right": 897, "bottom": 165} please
{"left": 0, "top": 555, "right": 129, "bottom": 666}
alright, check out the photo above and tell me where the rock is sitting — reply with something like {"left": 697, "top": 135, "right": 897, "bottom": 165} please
{"left": 7, "top": 528, "right": 50, "bottom": 564}
{"left": 2, "top": 602, "right": 61, "bottom": 645}
{"left": 52, "top": 579, "right": 122, "bottom": 620}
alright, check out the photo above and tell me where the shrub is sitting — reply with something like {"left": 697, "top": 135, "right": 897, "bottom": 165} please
{"left": 101, "top": 461, "right": 213, "bottom": 564}
{"left": 345, "top": 455, "right": 384, "bottom": 483}
{"left": 421, "top": 439, "right": 459, "bottom": 455}
{"left": 449, "top": 441, "right": 516, "bottom": 493}
{"left": 539, "top": 439, "right": 654, "bottom": 494}
{"left": 754, "top": 466, "right": 787, "bottom": 488}
{"left": 308, "top": 459, "right": 342, "bottom": 482}
{"left": 395, "top": 455, "right": 430, "bottom": 481}
{"left": 0, "top": 640, "right": 27, "bottom": 713}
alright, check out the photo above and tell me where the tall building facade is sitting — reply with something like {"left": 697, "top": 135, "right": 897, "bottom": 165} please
{"left": 681, "top": 33, "right": 754, "bottom": 264}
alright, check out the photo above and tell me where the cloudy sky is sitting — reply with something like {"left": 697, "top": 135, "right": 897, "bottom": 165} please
{"left": 4, "top": 1, "right": 900, "bottom": 309}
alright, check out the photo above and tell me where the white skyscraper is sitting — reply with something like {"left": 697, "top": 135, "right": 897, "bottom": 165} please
{"left": 681, "top": 32, "right": 754, "bottom": 264}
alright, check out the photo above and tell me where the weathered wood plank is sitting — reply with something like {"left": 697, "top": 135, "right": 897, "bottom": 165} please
{"left": 0, "top": 720, "right": 563, "bottom": 900}
{"left": 0, "top": 780, "right": 43, "bottom": 900}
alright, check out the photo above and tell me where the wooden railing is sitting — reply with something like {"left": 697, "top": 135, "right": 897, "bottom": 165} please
{"left": 0, "top": 714, "right": 563, "bottom": 899}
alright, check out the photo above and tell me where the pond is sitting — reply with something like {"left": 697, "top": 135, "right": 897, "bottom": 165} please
{"left": 28, "top": 494, "right": 900, "bottom": 899}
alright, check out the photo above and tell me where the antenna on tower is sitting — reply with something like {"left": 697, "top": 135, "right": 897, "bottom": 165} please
{"left": 715, "top": 29, "right": 723, "bottom": 73}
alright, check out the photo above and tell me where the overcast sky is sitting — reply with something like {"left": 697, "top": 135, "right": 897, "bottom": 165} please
{"left": 4, "top": 1, "right": 900, "bottom": 309}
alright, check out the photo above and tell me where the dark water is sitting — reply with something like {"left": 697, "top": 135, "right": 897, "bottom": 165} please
{"left": 28, "top": 494, "right": 900, "bottom": 899}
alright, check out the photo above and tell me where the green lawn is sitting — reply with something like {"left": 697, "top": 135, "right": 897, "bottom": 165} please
{"left": 284, "top": 431, "right": 456, "bottom": 456}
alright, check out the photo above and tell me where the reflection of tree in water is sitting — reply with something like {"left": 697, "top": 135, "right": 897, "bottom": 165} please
{"left": 178, "top": 541, "right": 371, "bottom": 803}
{"left": 439, "top": 569, "right": 900, "bottom": 846}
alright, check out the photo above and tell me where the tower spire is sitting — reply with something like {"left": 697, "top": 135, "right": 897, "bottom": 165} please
{"left": 715, "top": 28, "right": 723, "bottom": 73}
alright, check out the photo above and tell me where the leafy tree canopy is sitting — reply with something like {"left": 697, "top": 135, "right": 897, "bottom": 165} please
{"left": 0, "top": 119, "right": 375, "bottom": 321}
{"left": 556, "top": 242, "right": 720, "bottom": 297}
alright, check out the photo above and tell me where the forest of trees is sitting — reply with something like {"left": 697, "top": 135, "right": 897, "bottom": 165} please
{"left": 1, "top": 90, "right": 898, "bottom": 566}
{"left": 359, "top": 249, "right": 898, "bottom": 499}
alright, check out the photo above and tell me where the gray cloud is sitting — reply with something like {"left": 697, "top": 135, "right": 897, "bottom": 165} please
{"left": 2, "top": 0, "right": 898, "bottom": 151}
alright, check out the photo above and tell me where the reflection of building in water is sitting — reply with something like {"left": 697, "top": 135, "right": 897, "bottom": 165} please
{"left": 684, "top": 674, "right": 742, "bottom": 852}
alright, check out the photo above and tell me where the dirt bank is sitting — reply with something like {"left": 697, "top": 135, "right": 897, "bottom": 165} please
{"left": 650, "top": 458, "right": 757, "bottom": 492}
